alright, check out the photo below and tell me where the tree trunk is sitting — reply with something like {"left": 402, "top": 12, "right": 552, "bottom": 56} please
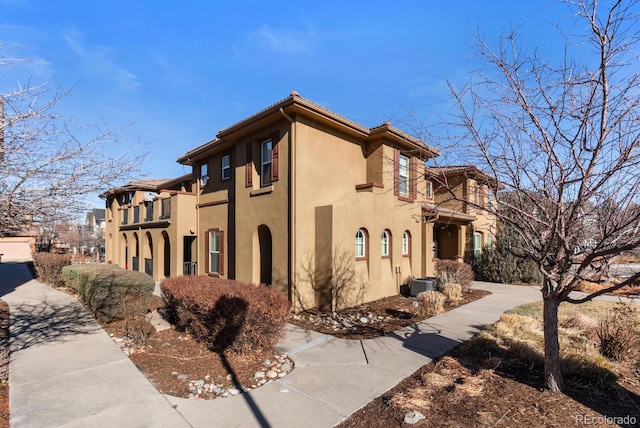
{"left": 543, "top": 296, "right": 564, "bottom": 392}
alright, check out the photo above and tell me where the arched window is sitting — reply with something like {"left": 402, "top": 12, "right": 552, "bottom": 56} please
{"left": 402, "top": 231, "right": 411, "bottom": 256}
{"left": 381, "top": 230, "right": 391, "bottom": 257}
{"left": 355, "top": 229, "right": 367, "bottom": 259}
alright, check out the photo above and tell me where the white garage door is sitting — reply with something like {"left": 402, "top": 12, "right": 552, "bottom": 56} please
{"left": 0, "top": 241, "right": 33, "bottom": 262}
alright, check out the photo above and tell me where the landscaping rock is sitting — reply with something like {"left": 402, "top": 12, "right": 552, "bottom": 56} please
{"left": 404, "top": 410, "right": 426, "bottom": 424}
{"left": 145, "top": 310, "right": 171, "bottom": 332}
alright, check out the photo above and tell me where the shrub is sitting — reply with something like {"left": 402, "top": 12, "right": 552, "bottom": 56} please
{"left": 416, "top": 290, "right": 446, "bottom": 316}
{"left": 434, "top": 259, "right": 474, "bottom": 290}
{"left": 440, "top": 282, "right": 462, "bottom": 304}
{"left": 125, "top": 317, "right": 155, "bottom": 345}
{"left": 33, "top": 253, "right": 72, "bottom": 287}
{"left": 61, "top": 264, "right": 154, "bottom": 322}
{"left": 471, "top": 247, "right": 542, "bottom": 285}
{"left": 161, "top": 275, "right": 290, "bottom": 355}
{"left": 597, "top": 303, "right": 638, "bottom": 360}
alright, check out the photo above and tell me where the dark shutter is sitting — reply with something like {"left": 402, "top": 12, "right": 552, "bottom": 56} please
{"left": 271, "top": 130, "right": 280, "bottom": 182}
{"left": 219, "top": 230, "right": 224, "bottom": 275}
{"left": 411, "top": 157, "right": 418, "bottom": 201}
{"left": 245, "top": 142, "right": 253, "bottom": 188}
{"left": 393, "top": 148, "right": 400, "bottom": 196}
{"left": 204, "top": 230, "right": 210, "bottom": 273}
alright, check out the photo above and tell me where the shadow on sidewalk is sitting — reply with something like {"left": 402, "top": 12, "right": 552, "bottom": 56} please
{"left": 0, "top": 262, "right": 36, "bottom": 297}
{"left": 9, "top": 297, "right": 99, "bottom": 352}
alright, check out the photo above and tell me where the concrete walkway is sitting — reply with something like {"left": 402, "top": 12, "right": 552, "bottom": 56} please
{"left": 0, "top": 263, "right": 544, "bottom": 427}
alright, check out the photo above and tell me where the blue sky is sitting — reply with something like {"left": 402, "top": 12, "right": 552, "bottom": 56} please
{"left": 0, "top": 0, "right": 575, "bottom": 199}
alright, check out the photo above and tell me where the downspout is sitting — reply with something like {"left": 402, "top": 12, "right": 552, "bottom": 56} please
{"left": 280, "top": 108, "right": 296, "bottom": 310}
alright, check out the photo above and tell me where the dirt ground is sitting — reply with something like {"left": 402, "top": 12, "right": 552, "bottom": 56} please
{"left": 0, "top": 301, "right": 9, "bottom": 428}
{"left": 337, "top": 313, "right": 640, "bottom": 428}
{"left": 102, "top": 289, "right": 489, "bottom": 399}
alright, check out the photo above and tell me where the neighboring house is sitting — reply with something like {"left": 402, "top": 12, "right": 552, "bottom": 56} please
{"left": 424, "top": 165, "right": 497, "bottom": 260}
{"left": 101, "top": 92, "right": 497, "bottom": 311}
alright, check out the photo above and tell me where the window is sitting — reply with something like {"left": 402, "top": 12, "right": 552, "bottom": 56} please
{"left": 381, "top": 230, "right": 390, "bottom": 257}
{"left": 473, "top": 232, "right": 483, "bottom": 256}
{"left": 487, "top": 189, "right": 494, "bottom": 209}
{"left": 487, "top": 234, "right": 493, "bottom": 249}
{"left": 133, "top": 206, "right": 140, "bottom": 223}
{"left": 398, "top": 154, "right": 409, "bottom": 195}
{"left": 426, "top": 181, "right": 433, "bottom": 199}
{"left": 160, "top": 198, "right": 171, "bottom": 219}
{"left": 355, "top": 229, "right": 367, "bottom": 259}
{"left": 221, "top": 155, "right": 231, "bottom": 180}
{"left": 122, "top": 209, "right": 129, "bottom": 225}
{"left": 261, "top": 139, "right": 273, "bottom": 187}
{"left": 144, "top": 201, "right": 153, "bottom": 222}
{"left": 206, "top": 229, "right": 224, "bottom": 275}
{"left": 200, "top": 162, "right": 209, "bottom": 186}
{"left": 402, "top": 231, "right": 411, "bottom": 256}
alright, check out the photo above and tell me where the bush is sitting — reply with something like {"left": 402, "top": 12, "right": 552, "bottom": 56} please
{"left": 62, "top": 264, "right": 154, "bottom": 322}
{"left": 597, "top": 303, "right": 638, "bottom": 360}
{"left": 440, "top": 282, "right": 462, "bottom": 304}
{"left": 161, "top": 275, "right": 290, "bottom": 355}
{"left": 416, "top": 290, "right": 446, "bottom": 316}
{"left": 33, "top": 253, "right": 72, "bottom": 287}
{"left": 471, "top": 247, "right": 542, "bottom": 285}
{"left": 434, "top": 259, "right": 474, "bottom": 290}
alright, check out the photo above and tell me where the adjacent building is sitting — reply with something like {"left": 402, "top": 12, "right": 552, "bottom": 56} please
{"left": 101, "top": 92, "right": 497, "bottom": 311}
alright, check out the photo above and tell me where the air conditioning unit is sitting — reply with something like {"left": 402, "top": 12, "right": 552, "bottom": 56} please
{"left": 410, "top": 277, "right": 438, "bottom": 296}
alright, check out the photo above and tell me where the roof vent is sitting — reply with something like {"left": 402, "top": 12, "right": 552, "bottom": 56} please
{"left": 290, "top": 90, "right": 299, "bottom": 96}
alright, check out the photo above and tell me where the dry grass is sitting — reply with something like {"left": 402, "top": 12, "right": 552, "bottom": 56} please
{"left": 416, "top": 291, "right": 446, "bottom": 316}
{"left": 440, "top": 283, "right": 462, "bottom": 304}
{"left": 479, "top": 300, "right": 640, "bottom": 386}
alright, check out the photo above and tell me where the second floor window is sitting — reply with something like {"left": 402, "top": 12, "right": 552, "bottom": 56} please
{"left": 222, "top": 155, "right": 231, "bottom": 180}
{"left": 200, "top": 162, "right": 209, "bottom": 186}
{"left": 398, "top": 154, "right": 409, "bottom": 196}
{"left": 261, "top": 139, "right": 273, "bottom": 187}
{"left": 426, "top": 181, "right": 433, "bottom": 199}
{"left": 122, "top": 209, "right": 129, "bottom": 225}
{"left": 160, "top": 198, "right": 171, "bottom": 219}
{"left": 355, "top": 229, "right": 366, "bottom": 258}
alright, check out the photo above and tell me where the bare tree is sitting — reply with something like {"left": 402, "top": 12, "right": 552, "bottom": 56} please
{"left": 0, "top": 47, "right": 145, "bottom": 237}
{"left": 443, "top": 0, "right": 640, "bottom": 392}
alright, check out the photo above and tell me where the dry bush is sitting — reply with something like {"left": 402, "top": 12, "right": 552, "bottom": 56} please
{"left": 434, "top": 259, "right": 474, "bottom": 290}
{"left": 440, "top": 282, "right": 462, "bottom": 304}
{"left": 33, "top": 252, "right": 72, "bottom": 287}
{"left": 597, "top": 303, "right": 638, "bottom": 361}
{"left": 560, "top": 314, "right": 599, "bottom": 332}
{"left": 125, "top": 317, "right": 155, "bottom": 345}
{"left": 161, "top": 275, "right": 290, "bottom": 355}
{"left": 575, "top": 281, "right": 611, "bottom": 293}
{"left": 416, "top": 291, "right": 446, "bottom": 316}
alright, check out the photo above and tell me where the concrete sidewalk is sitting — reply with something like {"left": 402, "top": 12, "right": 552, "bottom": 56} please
{"left": 0, "top": 263, "right": 541, "bottom": 428}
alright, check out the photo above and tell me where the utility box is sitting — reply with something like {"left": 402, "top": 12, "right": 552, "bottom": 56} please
{"left": 410, "top": 277, "right": 438, "bottom": 296}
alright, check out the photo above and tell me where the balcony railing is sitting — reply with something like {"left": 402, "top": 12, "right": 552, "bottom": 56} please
{"left": 183, "top": 261, "right": 197, "bottom": 275}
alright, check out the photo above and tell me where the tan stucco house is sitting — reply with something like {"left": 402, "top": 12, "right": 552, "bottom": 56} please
{"left": 101, "top": 92, "right": 497, "bottom": 311}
